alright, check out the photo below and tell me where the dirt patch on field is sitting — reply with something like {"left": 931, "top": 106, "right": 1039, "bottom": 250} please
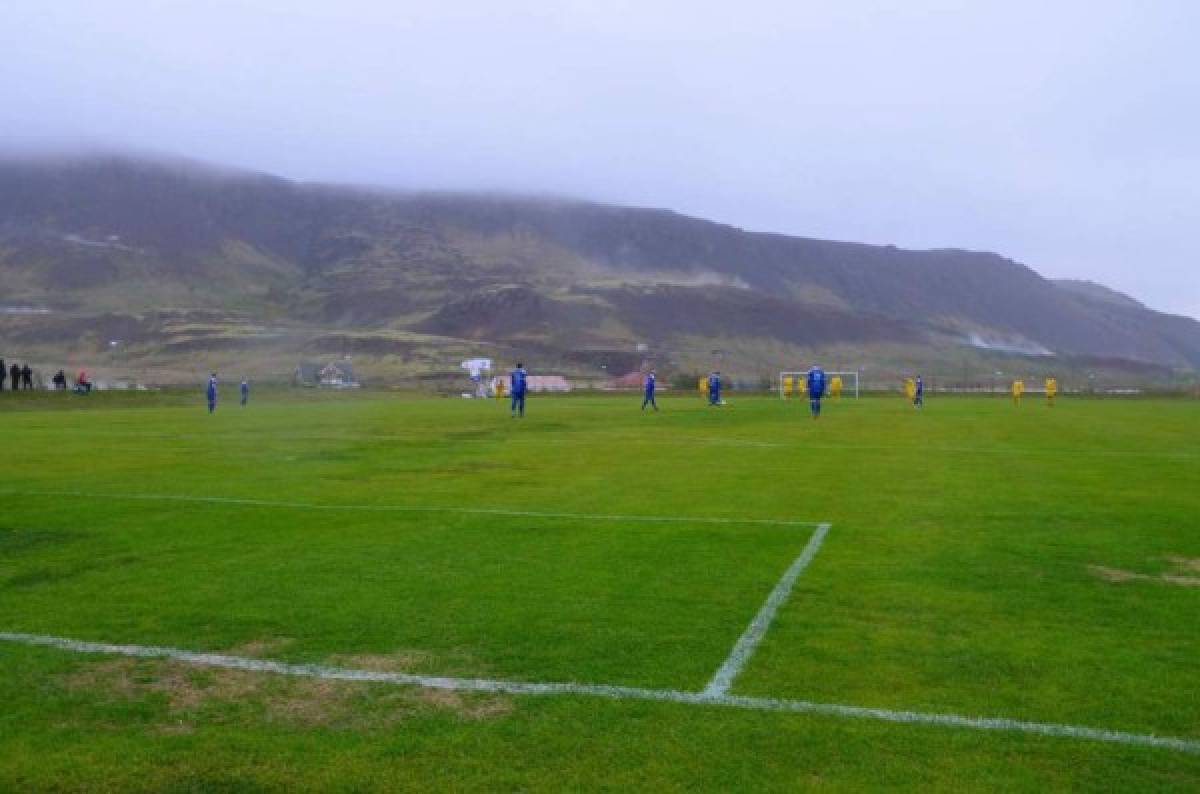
{"left": 264, "top": 677, "right": 362, "bottom": 727}
{"left": 420, "top": 688, "right": 513, "bottom": 720}
{"left": 329, "top": 650, "right": 434, "bottom": 673}
{"left": 67, "top": 658, "right": 261, "bottom": 712}
{"left": 227, "top": 637, "right": 294, "bottom": 658}
{"left": 62, "top": 643, "right": 511, "bottom": 731}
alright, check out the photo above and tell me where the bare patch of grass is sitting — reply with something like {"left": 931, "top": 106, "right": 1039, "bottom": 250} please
{"left": 62, "top": 641, "right": 512, "bottom": 730}
{"left": 329, "top": 649, "right": 433, "bottom": 673}
{"left": 227, "top": 637, "right": 294, "bottom": 658}
{"left": 66, "top": 657, "right": 145, "bottom": 700}
{"left": 66, "top": 657, "right": 260, "bottom": 711}
{"left": 419, "top": 688, "right": 514, "bottom": 720}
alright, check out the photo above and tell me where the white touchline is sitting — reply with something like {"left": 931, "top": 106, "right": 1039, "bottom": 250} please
{"left": 1, "top": 632, "right": 1196, "bottom": 754}
{"left": 704, "top": 522, "right": 831, "bottom": 697}
{"left": 0, "top": 490, "right": 821, "bottom": 528}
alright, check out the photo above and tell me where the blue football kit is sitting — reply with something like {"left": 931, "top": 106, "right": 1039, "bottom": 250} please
{"left": 642, "top": 373, "right": 658, "bottom": 411}
{"left": 511, "top": 367, "right": 528, "bottom": 417}
{"left": 806, "top": 367, "right": 826, "bottom": 418}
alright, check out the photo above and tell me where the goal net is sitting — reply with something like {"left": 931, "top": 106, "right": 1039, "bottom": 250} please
{"left": 778, "top": 370, "right": 860, "bottom": 399}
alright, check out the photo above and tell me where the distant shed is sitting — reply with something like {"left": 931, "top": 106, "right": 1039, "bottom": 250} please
{"left": 295, "top": 359, "right": 359, "bottom": 388}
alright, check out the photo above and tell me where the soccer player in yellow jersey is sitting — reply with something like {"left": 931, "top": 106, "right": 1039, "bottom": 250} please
{"left": 1011, "top": 379, "right": 1024, "bottom": 405}
{"left": 1045, "top": 377, "right": 1058, "bottom": 406}
{"left": 829, "top": 376, "right": 843, "bottom": 399}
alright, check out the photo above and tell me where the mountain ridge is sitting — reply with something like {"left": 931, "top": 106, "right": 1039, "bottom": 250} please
{"left": 1, "top": 153, "right": 1197, "bottom": 383}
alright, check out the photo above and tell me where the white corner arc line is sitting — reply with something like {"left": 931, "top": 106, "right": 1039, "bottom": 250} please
{"left": 0, "top": 490, "right": 821, "bottom": 528}
{"left": 1, "top": 632, "right": 1196, "bottom": 754}
{"left": 703, "top": 522, "right": 831, "bottom": 697}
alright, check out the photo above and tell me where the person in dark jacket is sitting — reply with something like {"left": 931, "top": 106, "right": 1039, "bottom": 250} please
{"left": 21, "top": 364, "right": 32, "bottom": 390}
{"left": 9, "top": 363, "right": 20, "bottom": 391}
{"left": 0, "top": 359, "right": 6, "bottom": 391}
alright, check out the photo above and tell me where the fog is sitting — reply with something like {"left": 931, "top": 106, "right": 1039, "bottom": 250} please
{"left": 3, "top": 1, "right": 1197, "bottom": 318}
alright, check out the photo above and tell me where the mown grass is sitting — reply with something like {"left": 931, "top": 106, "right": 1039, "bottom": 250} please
{"left": 1, "top": 389, "right": 1197, "bottom": 791}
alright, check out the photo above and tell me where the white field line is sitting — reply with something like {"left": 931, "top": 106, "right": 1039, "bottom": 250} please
{"left": 0, "top": 489, "right": 822, "bottom": 528}
{"left": 1, "top": 631, "right": 1196, "bottom": 754}
{"left": 704, "top": 523, "right": 831, "bottom": 696}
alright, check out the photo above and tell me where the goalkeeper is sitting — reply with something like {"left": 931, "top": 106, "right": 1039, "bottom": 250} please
{"left": 806, "top": 365, "right": 827, "bottom": 419}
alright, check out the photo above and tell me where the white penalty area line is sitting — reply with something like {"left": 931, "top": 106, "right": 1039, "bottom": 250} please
{"left": 1, "top": 632, "right": 1196, "bottom": 755}
{"left": 704, "top": 523, "right": 831, "bottom": 696}
{"left": 0, "top": 490, "right": 822, "bottom": 528}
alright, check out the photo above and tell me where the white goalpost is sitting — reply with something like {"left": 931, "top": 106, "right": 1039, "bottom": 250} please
{"left": 778, "top": 370, "right": 860, "bottom": 399}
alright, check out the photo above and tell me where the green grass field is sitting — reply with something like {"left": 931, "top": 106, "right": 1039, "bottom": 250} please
{"left": 1, "top": 389, "right": 1197, "bottom": 791}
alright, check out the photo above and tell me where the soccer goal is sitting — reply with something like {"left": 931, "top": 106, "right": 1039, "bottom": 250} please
{"left": 778, "top": 370, "right": 860, "bottom": 399}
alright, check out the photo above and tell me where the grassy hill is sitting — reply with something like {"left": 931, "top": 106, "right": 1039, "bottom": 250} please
{"left": 2, "top": 153, "right": 1197, "bottom": 387}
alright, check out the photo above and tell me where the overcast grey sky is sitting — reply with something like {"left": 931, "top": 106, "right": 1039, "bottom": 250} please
{"left": 3, "top": 1, "right": 1198, "bottom": 318}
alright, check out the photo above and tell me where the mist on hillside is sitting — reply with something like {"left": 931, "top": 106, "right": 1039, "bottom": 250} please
{"left": 2, "top": 1, "right": 1198, "bottom": 320}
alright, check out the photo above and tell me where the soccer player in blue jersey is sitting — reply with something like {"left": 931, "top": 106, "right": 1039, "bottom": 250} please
{"left": 707, "top": 370, "right": 721, "bottom": 406}
{"left": 914, "top": 374, "right": 924, "bottom": 409}
{"left": 642, "top": 370, "right": 658, "bottom": 411}
{"left": 240, "top": 379, "right": 249, "bottom": 407}
{"left": 806, "top": 365, "right": 826, "bottom": 419}
{"left": 206, "top": 372, "right": 218, "bottom": 414}
{"left": 510, "top": 362, "right": 528, "bottom": 418}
